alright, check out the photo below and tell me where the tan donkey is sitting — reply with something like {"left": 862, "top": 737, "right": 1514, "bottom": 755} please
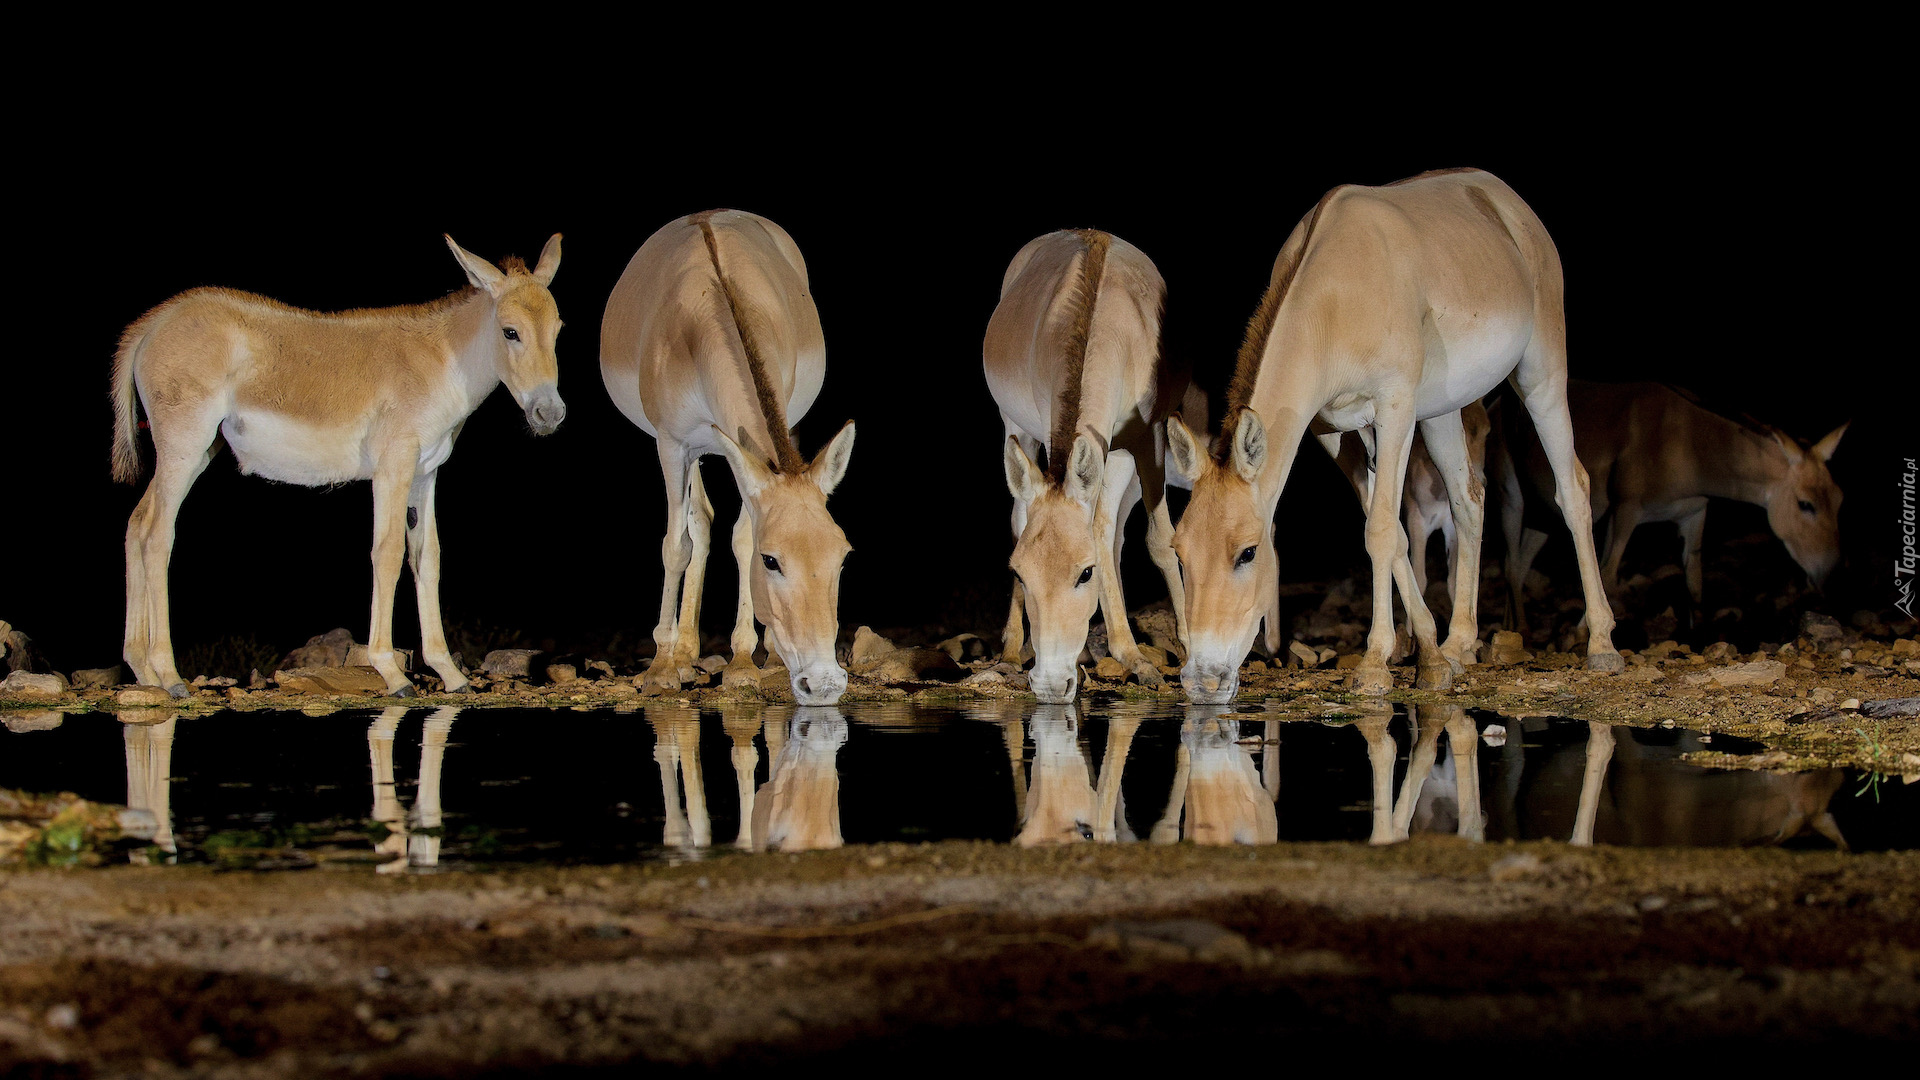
{"left": 1170, "top": 169, "right": 1622, "bottom": 704}
{"left": 112, "top": 235, "right": 566, "bottom": 697}
{"left": 986, "top": 229, "right": 1188, "bottom": 703}
{"left": 601, "top": 211, "right": 855, "bottom": 706}
{"left": 1495, "top": 381, "right": 1847, "bottom": 632}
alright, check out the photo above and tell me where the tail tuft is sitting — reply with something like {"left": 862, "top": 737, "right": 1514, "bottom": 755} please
{"left": 111, "top": 315, "right": 151, "bottom": 484}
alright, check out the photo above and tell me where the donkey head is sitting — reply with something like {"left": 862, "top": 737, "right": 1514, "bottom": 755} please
{"left": 446, "top": 234, "right": 566, "bottom": 435}
{"left": 1005, "top": 434, "right": 1107, "bottom": 704}
{"left": 714, "top": 422, "right": 856, "bottom": 706}
{"left": 1167, "top": 410, "right": 1278, "bottom": 705}
{"left": 1765, "top": 423, "right": 1848, "bottom": 589}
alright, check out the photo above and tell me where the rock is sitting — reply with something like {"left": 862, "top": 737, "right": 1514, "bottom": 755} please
{"left": 758, "top": 666, "right": 791, "bottom": 692}
{"left": 1622, "top": 664, "right": 1668, "bottom": 683}
{"left": 1131, "top": 606, "right": 1184, "bottom": 658}
{"left": 3, "top": 629, "right": 51, "bottom": 675}
{"left": 115, "top": 685, "right": 176, "bottom": 706}
{"left": 585, "top": 660, "right": 616, "bottom": 680}
{"left": 1288, "top": 641, "right": 1320, "bottom": 668}
{"left": 546, "top": 663, "right": 579, "bottom": 684}
{"left": 68, "top": 666, "right": 126, "bottom": 691}
{"left": 1317, "top": 648, "right": 1338, "bottom": 666}
{"left": 1860, "top": 697, "right": 1920, "bottom": 719}
{"left": 1093, "top": 656, "right": 1128, "bottom": 680}
{"left": 849, "top": 627, "right": 896, "bottom": 666}
{"left": 1085, "top": 623, "right": 1110, "bottom": 660}
{"left": 1482, "top": 630, "right": 1530, "bottom": 665}
{"left": 1138, "top": 644, "right": 1170, "bottom": 668}
{"left": 863, "top": 648, "right": 961, "bottom": 684}
{"left": 272, "top": 666, "right": 392, "bottom": 695}
{"left": 1701, "top": 641, "right": 1737, "bottom": 662}
{"left": 960, "top": 669, "right": 1006, "bottom": 686}
{"left": 693, "top": 655, "right": 727, "bottom": 675}
{"left": 1891, "top": 639, "right": 1919, "bottom": 658}
{"left": 282, "top": 628, "right": 356, "bottom": 669}
{"left": 2, "top": 671, "right": 67, "bottom": 697}
{"left": 1481, "top": 724, "right": 1508, "bottom": 747}
{"left": 345, "top": 644, "right": 413, "bottom": 671}
{"left": 480, "top": 650, "right": 542, "bottom": 678}
{"left": 1334, "top": 654, "right": 1364, "bottom": 669}
{"left": 934, "top": 634, "right": 986, "bottom": 663}
{"left": 1246, "top": 660, "right": 1268, "bottom": 675}
{"left": 1704, "top": 660, "right": 1788, "bottom": 688}
{"left": 1799, "top": 611, "right": 1844, "bottom": 642}
{"left": 603, "top": 682, "right": 638, "bottom": 700}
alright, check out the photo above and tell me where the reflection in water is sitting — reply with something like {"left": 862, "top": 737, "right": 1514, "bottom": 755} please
{"left": 123, "top": 713, "right": 178, "bottom": 855}
{"left": 1017, "top": 706, "right": 1095, "bottom": 845}
{"left": 368, "top": 706, "right": 459, "bottom": 872}
{"left": 1163, "top": 707, "right": 1277, "bottom": 846}
{"left": 753, "top": 708, "right": 847, "bottom": 852}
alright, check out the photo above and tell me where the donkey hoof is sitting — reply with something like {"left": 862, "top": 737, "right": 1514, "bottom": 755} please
{"left": 1350, "top": 665, "right": 1394, "bottom": 695}
{"left": 388, "top": 684, "right": 416, "bottom": 699}
{"left": 721, "top": 662, "right": 763, "bottom": 689}
{"left": 1132, "top": 662, "right": 1164, "bottom": 689}
{"left": 1415, "top": 661, "right": 1453, "bottom": 692}
{"left": 165, "top": 683, "right": 190, "bottom": 700}
{"left": 445, "top": 683, "right": 474, "bottom": 695}
{"left": 1586, "top": 650, "right": 1626, "bottom": 674}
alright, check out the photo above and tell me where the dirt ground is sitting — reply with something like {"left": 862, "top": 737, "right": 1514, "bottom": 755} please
{"left": 3, "top": 839, "right": 1917, "bottom": 1075}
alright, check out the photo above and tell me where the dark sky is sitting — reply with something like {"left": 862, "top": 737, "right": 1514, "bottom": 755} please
{"left": 10, "top": 98, "right": 1905, "bottom": 674}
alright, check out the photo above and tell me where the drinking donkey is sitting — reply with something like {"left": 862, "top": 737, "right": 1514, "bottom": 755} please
{"left": 112, "top": 235, "right": 565, "bottom": 697}
{"left": 601, "top": 210, "right": 856, "bottom": 706}
{"left": 985, "top": 229, "right": 1189, "bottom": 703}
{"left": 1170, "top": 169, "right": 1623, "bottom": 703}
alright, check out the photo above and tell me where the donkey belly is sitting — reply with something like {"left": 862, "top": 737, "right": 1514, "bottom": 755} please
{"left": 221, "top": 408, "right": 372, "bottom": 485}
{"left": 1413, "top": 310, "right": 1532, "bottom": 420}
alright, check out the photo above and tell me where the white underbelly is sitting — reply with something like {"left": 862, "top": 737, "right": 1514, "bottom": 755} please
{"left": 1414, "top": 312, "right": 1530, "bottom": 417}
{"left": 222, "top": 409, "right": 373, "bottom": 485}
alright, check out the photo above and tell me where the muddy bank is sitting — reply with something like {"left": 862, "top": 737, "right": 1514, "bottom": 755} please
{"left": 3, "top": 841, "right": 1917, "bottom": 1074}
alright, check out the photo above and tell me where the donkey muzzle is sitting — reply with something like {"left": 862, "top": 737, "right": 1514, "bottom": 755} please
{"left": 525, "top": 390, "right": 567, "bottom": 436}
{"left": 1181, "top": 661, "right": 1239, "bottom": 705}
{"left": 791, "top": 663, "right": 848, "bottom": 706}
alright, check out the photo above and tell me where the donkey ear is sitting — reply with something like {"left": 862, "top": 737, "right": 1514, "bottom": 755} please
{"left": 1004, "top": 436, "right": 1044, "bottom": 503}
{"left": 531, "top": 233, "right": 562, "bottom": 287}
{"left": 1165, "top": 413, "right": 1206, "bottom": 484}
{"left": 1811, "top": 421, "right": 1849, "bottom": 463}
{"left": 712, "top": 425, "right": 774, "bottom": 500}
{"left": 445, "top": 235, "right": 508, "bottom": 295}
{"left": 1231, "top": 408, "right": 1268, "bottom": 483}
{"left": 808, "top": 420, "right": 856, "bottom": 496}
{"left": 1062, "top": 433, "right": 1105, "bottom": 508}
{"left": 1770, "top": 427, "right": 1806, "bottom": 466}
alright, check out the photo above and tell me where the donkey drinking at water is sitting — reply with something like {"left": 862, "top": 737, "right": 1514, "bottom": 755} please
{"left": 601, "top": 210, "right": 855, "bottom": 706}
{"left": 1169, "top": 168, "right": 1623, "bottom": 704}
{"left": 986, "top": 229, "right": 1190, "bottom": 703}
{"left": 112, "top": 235, "right": 565, "bottom": 698}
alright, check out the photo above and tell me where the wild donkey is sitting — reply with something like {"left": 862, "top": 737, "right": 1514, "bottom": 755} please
{"left": 1170, "top": 169, "right": 1622, "bottom": 703}
{"left": 112, "top": 236, "right": 565, "bottom": 697}
{"left": 985, "top": 229, "right": 1188, "bottom": 703}
{"left": 1495, "top": 381, "right": 1847, "bottom": 632}
{"left": 601, "top": 211, "right": 855, "bottom": 706}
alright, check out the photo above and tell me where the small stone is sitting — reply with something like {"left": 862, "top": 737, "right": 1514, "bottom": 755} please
{"left": 1481, "top": 724, "right": 1508, "bottom": 746}
{"left": 585, "top": 660, "right": 616, "bottom": 680}
{"left": 1799, "top": 611, "right": 1844, "bottom": 642}
{"left": 1840, "top": 698, "right": 1860, "bottom": 710}
{"left": 481, "top": 649, "right": 541, "bottom": 677}
{"left": 603, "top": 682, "right": 638, "bottom": 700}
{"left": 44, "top": 1003, "right": 79, "bottom": 1030}
{"left": 1891, "top": 639, "right": 1919, "bottom": 657}
{"left": 1705, "top": 660, "right": 1788, "bottom": 688}
{"left": 1335, "top": 654, "right": 1364, "bottom": 669}
{"left": 1246, "top": 660, "right": 1268, "bottom": 675}
{"left": 1288, "top": 641, "right": 1319, "bottom": 668}
{"left": 545, "top": 663, "right": 579, "bottom": 684}
{"left": 282, "top": 628, "right": 356, "bottom": 669}
{"left": 116, "top": 685, "right": 175, "bottom": 706}
{"left": 69, "top": 666, "right": 126, "bottom": 690}
{"left": 693, "top": 655, "right": 727, "bottom": 675}
{"left": 759, "top": 666, "right": 792, "bottom": 692}
{"left": 960, "top": 669, "right": 1006, "bottom": 686}
{"left": 1482, "top": 630, "right": 1530, "bottom": 665}
{"left": 1317, "top": 648, "right": 1338, "bottom": 665}
{"left": 850, "top": 627, "right": 896, "bottom": 666}
{"left": 273, "top": 666, "right": 392, "bottom": 695}
{"left": 1093, "top": 656, "right": 1128, "bottom": 680}
{"left": 1701, "top": 641, "right": 1736, "bottom": 662}
{"left": 2, "top": 670, "right": 67, "bottom": 697}
{"left": 934, "top": 633, "right": 985, "bottom": 663}
{"left": 1138, "top": 644, "right": 1169, "bottom": 668}
{"left": 1623, "top": 665, "right": 1667, "bottom": 683}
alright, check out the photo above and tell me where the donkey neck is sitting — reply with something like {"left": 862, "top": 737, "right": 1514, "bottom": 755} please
{"left": 1677, "top": 400, "right": 1786, "bottom": 506}
{"left": 445, "top": 290, "right": 507, "bottom": 413}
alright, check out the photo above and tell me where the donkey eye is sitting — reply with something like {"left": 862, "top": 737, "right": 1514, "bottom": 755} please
{"left": 1235, "top": 546, "right": 1258, "bottom": 568}
{"left": 1797, "top": 500, "right": 1815, "bottom": 514}
{"left": 762, "top": 555, "right": 781, "bottom": 574}
{"left": 1076, "top": 566, "right": 1094, "bottom": 586}
{"left": 502, "top": 327, "right": 521, "bottom": 341}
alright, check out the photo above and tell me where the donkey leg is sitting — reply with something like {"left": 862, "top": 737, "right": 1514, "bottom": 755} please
{"left": 1001, "top": 495, "right": 1032, "bottom": 664}
{"left": 1097, "top": 454, "right": 1159, "bottom": 686}
{"left": 139, "top": 431, "right": 220, "bottom": 696}
{"left": 1571, "top": 721, "right": 1615, "bottom": 846}
{"left": 646, "top": 447, "right": 693, "bottom": 692}
{"left": 1495, "top": 435, "right": 1531, "bottom": 633}
{"left": 1512, "top": 364, "right": 1622, "bottom": 671}
{"left": 123, "top": 485, "right": 158, "bottom": 685}
{"left": 1356, "top": 714, "right": 1399, "bottom": 844}
{"left": 405, "top": 468, "right": 467, "bottom": 693}
{"left": 1140, "top": 425, "right": 1188, "bottom": 659}
{"left": 723, "top": 506, "right": 764, "bottom": 688}
{"left": 1677, "top": 498, "right": 1709, "bottom": 630}
{"left": 1419, "top": 412, "right": 1487, "bottom": 674}
{"left": 670, "top": 462, "right": 716, "bottom": 684}
{"left": 1357, "top": 403, "right": 1444, "bottom": 693}
{"left": 366, "top": 450, "right": 419, "bottom": 696}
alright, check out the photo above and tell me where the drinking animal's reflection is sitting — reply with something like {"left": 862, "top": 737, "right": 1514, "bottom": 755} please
{"left": 1154, "top": 707, "right": 1278, "bottom": 845}
{"left": 647, "top": 704, "right": 849, "bottom": 853}
{"left": 368, "top": 706, "right": 459, "bottom": 872}
{"left": 123, "top": 712, "right": 179, "bottom": 855}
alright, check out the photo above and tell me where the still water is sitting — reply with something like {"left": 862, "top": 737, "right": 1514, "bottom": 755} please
{"left": 2, "top": 702, "right": 1911, "bottom": 870}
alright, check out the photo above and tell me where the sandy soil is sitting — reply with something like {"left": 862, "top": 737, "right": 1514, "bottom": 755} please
{"left": 4, "top": 839, "right": 1917, "bottom": 1075}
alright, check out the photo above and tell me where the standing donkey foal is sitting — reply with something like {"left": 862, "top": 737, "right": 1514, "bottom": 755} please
{"left": 113, "top": 235, "right": 565, "bottom": 698}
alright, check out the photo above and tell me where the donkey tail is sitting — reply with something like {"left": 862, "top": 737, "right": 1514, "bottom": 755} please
{"left": 111, "top": 312, "right": 154, "bottom": 484}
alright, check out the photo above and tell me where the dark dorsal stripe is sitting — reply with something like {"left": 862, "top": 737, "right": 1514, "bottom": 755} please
{"left": 1047, "top": 229, "right": 1112, "bottom": 483}
{"left": 1216, "top": 188, "right": 1338, "bottom": 463}
{"left": 698, "top": 215, "right": 805, "bottom": 474}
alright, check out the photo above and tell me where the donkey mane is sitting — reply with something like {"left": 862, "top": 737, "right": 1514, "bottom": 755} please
{"left": 1046, "top": 229, "right": 1112, "bottom": 483}
{"left": 697, "top": 215, "right": 805, "bottom": 473}
{"left": 1216, "top": 188, "right": 1338, "bottom": 463}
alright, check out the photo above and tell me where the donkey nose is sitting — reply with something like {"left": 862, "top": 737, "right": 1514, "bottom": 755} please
{"left": 528, "top": 397, "right": 566, "bottom": 434}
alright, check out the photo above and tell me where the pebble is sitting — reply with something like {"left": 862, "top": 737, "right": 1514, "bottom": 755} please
{"left": 2, "top": 670, "right": 67, "bottom": 697}
{"left": 480, "top": 649, "right": 541, "bottom": 678}
{"left": 545, "top": 663, "right": 579, "bottom": 684}
{"left": 69, "top": 666, "right": 125, "bottom": 690}
{"left": 115, "top": 685, "right": 176, "bottom": 706}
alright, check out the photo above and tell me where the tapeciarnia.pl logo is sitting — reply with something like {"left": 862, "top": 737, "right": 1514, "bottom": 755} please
{"left": 1899, "top": 457, "right": 1917, "bottom": 618}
